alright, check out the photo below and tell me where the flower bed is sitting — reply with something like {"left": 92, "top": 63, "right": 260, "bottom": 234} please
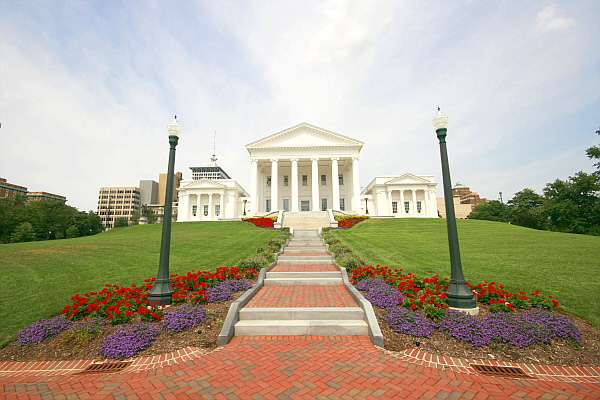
{"left": 242, "top": 216, "right": 277, "bottom": 228}
{"left": 334, "top": 215, "right": 370, "bottom": 228}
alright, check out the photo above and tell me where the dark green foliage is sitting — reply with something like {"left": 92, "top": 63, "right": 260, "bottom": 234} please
{"left": 10, "top": 222, "right": 36, "bottom": 243}
{"left": 114, "top": 218, "right": 129, "bottom": 228}
{"left": 0, "top": 196, "right": 102, "bottom": 243}
{"left": 467, "top": 200, "right": 504, "bottom": 222}
{"left": 507, "top": 189, "right": 545, "bottom": 230}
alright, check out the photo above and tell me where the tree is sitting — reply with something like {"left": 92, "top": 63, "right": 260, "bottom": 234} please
{"left": 66, "top": 225, "right": 80, "bottom": 239}
{"left": 542, "top": 171, "right": 600, "bottom": 235}
{"left": 507, "top": 189, "right": 545, "bottom": 229}
{"left": 466, "top": 200, "right": 504, "bottom": 222}
{"left": 0, "top": 194, "right": 28, "bottom": 243}
{"left": 130, "top": 211, "right": 140, "bottom": 225}
{"left": 586, "top": 127, "right": 600, "bottom": 172}
{"left": 142, "top": 205, "right": 158, "bottom": 224}
{"left": 10, "top": 222, "right": 36, "bottom": 243}
{"left": 114, "top": 218, "right": 129, "bottom": 228}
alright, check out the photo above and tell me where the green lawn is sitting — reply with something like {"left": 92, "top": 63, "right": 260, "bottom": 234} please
{"left": 0, "top": 222, "right": 279, "bottom": 347}
{"left": 332, "top": 218, "right": 600, "bottom": 327}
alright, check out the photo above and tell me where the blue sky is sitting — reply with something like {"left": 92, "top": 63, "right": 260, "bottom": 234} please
{"left": 1, "top": 0, "right": 599, "bottom": 211}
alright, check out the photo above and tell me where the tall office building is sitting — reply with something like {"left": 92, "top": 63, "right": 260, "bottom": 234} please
{"left": 97, "top": 187, "right": 141, "bottom": 228}
{"left": 139, "top": 180, "right": 158, "bottom": 206}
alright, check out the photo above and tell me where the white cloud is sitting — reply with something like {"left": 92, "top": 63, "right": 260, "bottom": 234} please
{"left": 536, "top": 4, "right": 575, "bottom": 31}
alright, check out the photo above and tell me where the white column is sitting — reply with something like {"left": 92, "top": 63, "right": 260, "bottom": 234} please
{"left": 208, "top": 193, "right": 214, "bottom": 221}
{"left": 412, "top": 189, "right": 417, "bottom": 216}
{"left": 219, "top": 192, "right": 224, "bottom": 219}
{"left": 400, "top": 190, "right": 405, "bottom": 217}
{"left": 291, "top": 158, "right": 299, "bottom": 212}
{"left": 196, "top": 194, "right": 202, "bottom": 221}
{"left": 250, "top": 160, "right": 258, "bottom": 215}
{"left": 311, "top": 157, "right": 320, "bottom": 211}
{"left": 352, "top": 156, "right": 360, "bottom": 212}
{"left": 387, "top": 190, "right": 393, "bottom": 215}
{"left": 270, "top": 159, "right": 279, "bottom": 212}
{"left": 331, "top": 158, "right": 340, "bottom": 210}
{"left": 422, "top": 190, "right": 428, "bottom": 216}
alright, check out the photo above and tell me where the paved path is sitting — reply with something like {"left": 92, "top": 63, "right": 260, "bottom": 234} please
{"left": 1, "top": 337, "right": 599, "bottom": 399}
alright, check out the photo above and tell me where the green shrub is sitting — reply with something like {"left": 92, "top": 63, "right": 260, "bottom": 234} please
{"left": 235, "top": 255, "right": 269, "bottom": 270}
{"left": 66, "top": 226, "right": 79, "bottom": 239}
{"left": 10, "top": 222, "right": 36, "bottom": 243}
{"left": 328, "top": 243, "right": 352, "bottom": 256}
{"left": 336, "top": 253, "right": 367, "bottom": 270}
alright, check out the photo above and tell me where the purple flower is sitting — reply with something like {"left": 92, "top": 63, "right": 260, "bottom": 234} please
{"left": 163, "top": 304, "right": 211, "bottom": 334}
{"left": 356, "top": 278, "right": 403, "bottom": 309}
{"left": 17, "top": 316, "right": 72, "bottom": 345}
{"left": 385, "top": 307, "right": 435, "bottom": 338}
{"left": 206, "top": 279, "right": 252, "bottom": 303}
{"left": 219, "top": 279, "right": 252, "bottom": 292}
{"left": 100, "top": 323, "right": 159, "bottom": 359}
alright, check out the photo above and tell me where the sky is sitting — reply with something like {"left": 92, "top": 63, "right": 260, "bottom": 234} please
{"left": 1, "top": 0, "right": 599, "bottom": 212}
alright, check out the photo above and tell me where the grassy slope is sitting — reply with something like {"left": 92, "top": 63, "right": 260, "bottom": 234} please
{"left": 0, "top": 222, "right": 279, "bottom": 347}
{"left": 333, "top": 219, "right": 600, "bottom": 327}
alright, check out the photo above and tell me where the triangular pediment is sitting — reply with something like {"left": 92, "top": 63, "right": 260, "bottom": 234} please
{"left": 181, "top": 179, "right": 227, "bottom": 190}
{"left": 246, "top": 123, "right": 363, "bottom": 150}
{"left": 385, "top": 174, "right": 432, "bottom": 185}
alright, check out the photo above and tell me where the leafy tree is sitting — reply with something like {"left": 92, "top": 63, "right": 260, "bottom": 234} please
{"left": 10, "top": 222, "right": 36, "bottom": 243}
{"left": 142, "top": 205, "right": 158, "bottom": 224}
{"left": 114, "top": 218, "right": 129, "bottom": 228}
{"left": 0, "top": 194, "right": 28, "bottom": 243}
{"left": 466, "top": 200, "right": 504, "bottom": 222}
{"left": 66, "top": 225, "right": 80, "bottom": 239}
{"left": 542, "top": 171, "right": 600, "bottom": 235}
{"left": 507, "top": 189, "right": 545, "bottom": 229}
{"left": 130, "top": 211, "right": 140, "bottom": 225}
{"left": 586, "top": 127, "right": 600, "bottom": 172}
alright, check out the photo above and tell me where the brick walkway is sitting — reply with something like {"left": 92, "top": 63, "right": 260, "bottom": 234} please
{"left": 246, "top": 285, "right": 358, "bottom": 308}
{"left": 2, "top": 337, "right": 599, "bottom": 398}
{"left": 270, "top": 264, "right": 339, "bottom": 272}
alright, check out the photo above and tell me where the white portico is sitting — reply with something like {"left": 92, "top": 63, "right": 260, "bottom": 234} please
{"left": 362, "top": 174, "right": 438, "bottom": 218}
{"left": 246, "top": 123, "right": 363, "bottom": 215}
{"left": 177, "top": 178, "right": 248, "bottom": 221}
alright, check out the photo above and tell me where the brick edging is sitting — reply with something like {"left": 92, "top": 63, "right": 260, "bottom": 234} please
{"left": 382, "top": 347, "right": 600, "bottom": 383}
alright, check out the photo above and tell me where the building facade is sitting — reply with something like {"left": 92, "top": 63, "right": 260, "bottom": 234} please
{"left": 97, "top": 187, "right": 141, "bottom": 227}
{"left": 361, "top": 174, "right": 438, "bottom": 218}
{"left": 0, "top": 178, "right": 28, "bottom": 199}
{"left": 27, "top": 192, "right": 67, "bottom": 203}
{"left": 245, "top": 123, "right": 363, "bottom": 215}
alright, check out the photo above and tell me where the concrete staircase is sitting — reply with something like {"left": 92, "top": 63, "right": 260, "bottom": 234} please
{"left": 234, "top": 230, "right": 369, "bottom": 336}
{"left": 282, "top": 211, "right": 330, "bottom": 229}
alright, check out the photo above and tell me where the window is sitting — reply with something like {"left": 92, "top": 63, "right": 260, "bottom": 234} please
{"left": 340, "top": 198, "right": 345, "bottom": 211}
{"left": 301, "top": 200, "right": 310, "bottom": 211}
{"left": 192, "top": 205, "right": 197, "bottom": 216}
{"left": 321, "top": 198, "right": 327, "bottom": 211}
{"left": 404, "top": 202, "right": 410, "bottom": 214}
{"left": 302, "top": 175, "right": 308, "bottom": 186}
{"left": 392, "top": 202, "right": 398, "bottom": 214}
{"left": 417, "top": 201, "right": 422, "bottom": 214}
{"left": 283, "top": 199, "right": 290, "bottom": 212}
{"left": 339, "top": 175, "right": 344, "bottom": 185}
{"left": 284, "top": 176, "right": 289, "bottom": 186}
{"left": 321, "top": 175, "right": 327, "bottom": 186}
{"left": 266, "top": 199, "right": 271, "bottom": 212}
{"left": 203, "top": 205, "right": 209, "bottom": 216}
{"left": 267, "top": 176, "right": 271, "bottom": 187}
{"left": 215, "top": 204, "right": 220, "bottom": 217}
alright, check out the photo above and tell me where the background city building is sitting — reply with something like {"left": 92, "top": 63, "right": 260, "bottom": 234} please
{"left": 139, "top": 180, "right": 158, "bottom": 206}
{"left": 27, "top": 192, "right": 67, "bottom": 203}
{"left": 96, "top": 187, "right": 141, "bottom": 228}
{"left": 0, "top": 178, "right": 28, "bottom": 199}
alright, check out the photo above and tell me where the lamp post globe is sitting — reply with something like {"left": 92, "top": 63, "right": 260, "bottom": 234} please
{"left": 148, "top": 116, "right": 181, "bottom": 306}
{"left": 433, "top": 109, "right": 477, "bottom": 311}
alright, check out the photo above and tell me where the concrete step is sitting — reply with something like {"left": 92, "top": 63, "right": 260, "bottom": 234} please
{"left": 263, "top": 277, "right": 342, "bottom": 285}
{"left": 287, "top": 241, "right": 324, "bottom": 247}
{"left": 283, "top": 247, "right": 325, "bottom": 253}
{"left": 239, "top": 307, "right": 363, "bottom": 321}
{"left": 276, "top": 258, "right": 332, "bottom": 265}
{"left": 234, "top": 320, "right": 369, "bottom": 336}
{"left": 266, "top": 271, "right": 341, "bottom": 279}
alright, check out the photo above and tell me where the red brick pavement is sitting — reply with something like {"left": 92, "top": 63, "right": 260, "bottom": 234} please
{"left": 246, "top": 285, "right": 358, "bottom": 308}
{"left": 270, "top": 264, "right": 339, "bottom": 272}
{"left": 2, "top": 337, "right": 599, "bottom": 399}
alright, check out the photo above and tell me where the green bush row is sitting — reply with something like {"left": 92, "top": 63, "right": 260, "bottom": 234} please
{"left": 235, "top": 228, "right": 291, "bottom": 270}
{"left": 321, "top": 228, "right": 368, "bottom": 270}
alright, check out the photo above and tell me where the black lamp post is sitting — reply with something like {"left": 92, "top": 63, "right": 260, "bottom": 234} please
{"left": 364, "top": 198, "right": 369, "bottom": 214}
{"left": 148, "top": 116, "right": 181, "bottom": 306}
{"left": 499, "top": 191, "right": 506, "bottom": 223}
{"left": 433, "top": 109, "right": 477, "bottom": 310}
{"left": 243, "top": 199, "right": 247, "bottom": 216}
